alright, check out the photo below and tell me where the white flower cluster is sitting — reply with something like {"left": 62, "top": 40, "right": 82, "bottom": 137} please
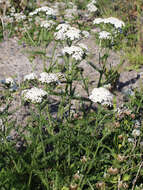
{"left": 62, "top": 43, "right": 88, "bottom": 61}
{"left": 132, "top": 129, "right": 140, "bottom": 137}
{"left": 29, "top": 6, "right": 56, "bottom": 16}
{"left": 93, "top": 17, "right": 125, "bottom": 28}
{"left": 39, "top": 72, "right": 59, "bottom": 84}
{"left": 24, "top": 73, "right": 37, "bottom": 81}
{"left": 22, "top": 87, "right": 47, "bottom": 103}
{"left": 99, "top": 31, "right": 111, "bottom": 39}
{"left": 54, "top": 23, "right": 81, "bottom": 41}
{"left": 82, "top": 31, "right": 90, "bottom": 38}
{"left": 87, "top": 0, "right": 98, "bottom": 13}
{"left": 89, "top": 87, "right": 114, "bottom": 106}
{"left": 14, "top": 13, "right": 26, "bottom": 22}
{"left": 5, "top": 77, "right": 14, "bottom": 87}
{"left": 40, "top": 20, "right": 56, "bottom": 29}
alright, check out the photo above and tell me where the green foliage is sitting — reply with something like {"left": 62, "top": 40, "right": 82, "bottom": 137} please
{"left": 0, "top": 0, "right": 143, "bottom": 189}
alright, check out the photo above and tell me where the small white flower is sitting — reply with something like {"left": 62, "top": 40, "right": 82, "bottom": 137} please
{"left": 56, "top": 23, "right": 70, "bottom": 32}
{"left": 93, "top": 17, "right": 125, "bottom": 28}
{"left": 99, "top": 31, "right": 111, "bottom": 39}
{"left": 5, "top": 77, "right": 14, "bottom": 86}
{"left": 39, "top": 72, "right": 59, "bottom": 84}
{"left": 22, "top": 87, "right": 48, "bottom": 103}
{"left": 103, "top": 83, "right": 112, "bottom": 90}
{"left": 29, "top": 6, "right": 56, "bottom": 17}
{"left": 54, "top": 23, "right": 70, "bottom": 40}
{"left": 93, "top": 18, "right": 104, "bottom": 24}
{"left": 65, "top": 27, "right": 81, "bottom": 41}
{"left": 82, "top": 31, "right": 90, "bottom": 38}
{"left": 89, "top": 87, "right": 114, "bottom": 106}
{"left": 14, "top": 12, "right": 26, "bottom": 22}
{"left": 104, "top": 17, "right": 125, "bottom": 28}
{"left": 132, "top": 129, "right": 141, "bottom": 137}
{"left": 62, "top": 44, "right": 87, "bottom": 61}
{"left": 87, "top": 2, "right": 98, "bottom": 13}
{"left": 54, "top": 24, "right": 81, "bottom": 41}
{"left": 40, "top": 20, "right": 56, "bottom": 29}
{"left": 128, "top": 138, "right": 134, "bottom": 143}
{"left": 24, "top": 73, "right": 37, "bottom": 81}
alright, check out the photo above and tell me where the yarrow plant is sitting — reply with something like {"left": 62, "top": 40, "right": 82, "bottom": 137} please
{"left": 1, "top": 1, "right": 143, "bottom": 190}
{"left": 21, "top": 87, "right": 48, "bottom": 103}
{"left": 54, "top": 23, "right": 81, "bottom": 42}
{"left": 29, "top": 6, "right": 57, "bottom": 17}
{"left": 99, "top": 31, "right": 111, "bottom": 39}
{"left": 40, "top": 20, "right": 56, "bottom": 30}
{"left": 89, "top": 87, "right": 114, "bottom": 106}
{"left": 62, "top": 43, "right": 88, "bottom": 61}
{"left": 24, "top": 73, "right": 37, "bottom": 82}
{"left": 39, "top": 72, "right": 59, "bottom": 84}
{"left": 87, "top": 0, "right": 98, "bottom": 13}
{"left": 93, "top": 17, "right": 125, "bottom": 29}
{"left": 5, "top": 77, "right": 15, "bottom": 87}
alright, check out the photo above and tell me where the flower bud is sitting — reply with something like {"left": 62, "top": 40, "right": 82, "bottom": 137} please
{"left": 107, "top": 167, "right": 119, "bottom": 175}
{"left": 69, "top": 184, "right": 78, "bottom": 190}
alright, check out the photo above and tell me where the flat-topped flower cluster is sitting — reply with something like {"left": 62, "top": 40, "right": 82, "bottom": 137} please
{"left": 22, "top": 72, "right": 60, "bottom": 103}
{"left": 89, "top": 87, "right": 114, "bottom": 106}
{"left": 29, "top": 6, "right": 56, "bottom": 17}
{"left": 87, "top": 0, "right": 98, "bottom": 13}
{"left": 54, "top": 23, "right": 81, "bottom": 41}
{"left": 93, "top": 17, "right": 125, "bottom": 28}
{"left": 62, "top": 43, "right": 88, "bottom": 61}
{"left": 22, "top": 87, "right": 48, "bottom": 103}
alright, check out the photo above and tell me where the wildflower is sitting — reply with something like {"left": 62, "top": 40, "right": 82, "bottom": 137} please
{"left": 69, "top": 183, "right": 78, "bottom": 190}
{"left": 134, "top": 120, "right": 141, "bottom": 128}
{"left": 65, "top": 27, "right": 81, "bottom": 41}
{"left": 14, "top": 12, "right": 26, "bottom": 22}
{"left": 89, "top": 87, "right": 114, "bottom": 106}
{"left": 82, "top": 31, "right": 90, "bottom": 38}
{"left": 93, "top": 18, "right": 104, "bottom": 24}
{"left": 128, "top": 138, "right": 134, "bottom": 143}
{"left": 87, "top": 0, "right": 98, "bottom": 13}
{"left": 99, "top": 31, "right": 111, "bottom": 39}
{"left": 62, "top": 44, "right": 87, "bottom": 61}
{"left": 107, "top": 167, "right": 119, "bottom": 175}
{"left": 24, "top": 73, "right": 37, "bottom": 81}
{"left": 29, "top": 6, "right": 56, "bottom": 17}
{"left": 117, "top": 154, "right": 125, "bottom": 162}
{"left": 22, "top": 87, "right": 47, "bottom": 103}
{"left": 40, "top": 20, "right": 56, "bottom": 29}
{"left": 96, "top": 181, "right": 106, "bottom": 189}
{"left": 73, "top": 171, "right": 81, "bottom": 181}
{"left": 132, "top": 129, "right": 141, "bottom": 137}
{"left": 5, "top": 77, "right": 14, "bottom": 87}
{"left": 104, "top": 17, "right": 125, "bottom": 28}
{"left": 54, "top": 24, "right": 81, "bottom": 41}
{"left": 93, "top": 17, "right": 125, "bottom": 28}
{"left": 39, "top": 72, "right": 59, "bottom": 84}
